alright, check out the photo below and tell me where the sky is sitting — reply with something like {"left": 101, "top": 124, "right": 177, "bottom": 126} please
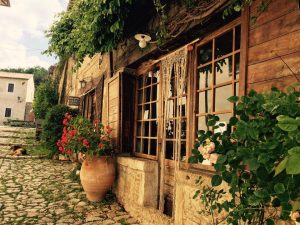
{"left": 0, "top": 0, "right": 68, "bottom": 70}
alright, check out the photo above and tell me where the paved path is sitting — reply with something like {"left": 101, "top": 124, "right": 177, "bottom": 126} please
{"left": 0, "top": 158, "right": 139, "bottom": 225}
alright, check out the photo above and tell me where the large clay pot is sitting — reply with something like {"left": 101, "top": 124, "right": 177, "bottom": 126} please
{"left": 80, "top": 155, "right": 115, "bottom": 202}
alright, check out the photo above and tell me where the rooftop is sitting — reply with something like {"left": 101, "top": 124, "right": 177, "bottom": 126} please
{"left": 0, "top": 71, "right": 33, "bottom": 80}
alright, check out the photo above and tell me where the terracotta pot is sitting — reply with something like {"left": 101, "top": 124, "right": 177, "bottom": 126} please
{"left": 80, "top": 155, "right": 115, "bottom": 202}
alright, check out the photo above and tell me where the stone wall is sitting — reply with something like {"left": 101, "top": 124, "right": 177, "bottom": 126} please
{"left": 115, "top": 156, "right": 173, "bottom": 225}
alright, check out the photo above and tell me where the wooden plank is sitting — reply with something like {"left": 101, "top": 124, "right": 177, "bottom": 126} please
{"left": 248, "top": 30, "right": 300, "bottom": 65}
{"left": 247, "top": 74, "right": 300, "bottom": 92}
{"left": 250, "top": 0, "right": 298, "bottom": 29}
{"left": 248, "top": 51, "right": 300, "bottom": 83}
{"left": 250, "top": 10, "right": 300, "bottom": 47}
{"left": 239, "top": 6, "right": 250, "bottom": 96}
{"left": 164, "top": 174, "right": 175, "bottom": 187}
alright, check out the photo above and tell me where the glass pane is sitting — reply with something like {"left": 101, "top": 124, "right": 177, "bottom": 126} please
{"left": 138, "top": 90, "right": 143, "bottom": 104}
{"left": 198, "top": 41, "right": 213, "bottom": 65}
{"left": 151, "top": 103, "right": 157, "bottom": 119}
{"left": 215, "top": 30, "right": 233, "bottom": 59}
{"left": 145, "top": 72, "right": 152, "bottom": 86}
{"left": 150, "top": 140, "right": 157, "bottom": 156}
{"left": 235, "top": 82, "right": 239, "bottom": 96}
{"left": 198, "top": 90, "right": 212, "bottom": 113}
{"left": 136, "top": 139, "right": 141, "bottom": 153}
{"left": 215, "top": 57, "right": 233, "bottom": 85}
{"left": 144, "top": 104, "right": 150, "bottom": 120}
{"left": 181, "top": 142, "right": 186, "bottom": 162}
{"left": 197, "top": 116, "right": 208, "bottom": 131}
{"left": 166, "top": 99, "right": 175, "bottom": 119}
{"left": 215, "top": 85, "right": 232, "bottom": 112}
{"left": 199, "top": 65, "right": 212, "bottom": 89}
{"left": 235, "top": 25, "right": 241, "bottom": 50}
{"left": 170, "top": 77, "right": 176, "bottom": 98}
{"left": 145, "top": 87, "right": 151, "bottom": 102}
{"left": 166, "top": 120, "right": 175, "bottom": 139}
{"left": 144, "top": 121, "right": 150, "bottom": 137}
{"left": 152, "top": 84, "right": 158, "bottom": 101}
{"left": 166, "top": 141, "right": 174, "bottom": 160}
{"left": 181, "top": 120, "right": 186, "bottom": 139}
{"left": 215, "top": 113, "right": 232, "bottom": 133}
{"left": 138, "top": 106, "right": 142, "bottom": 120}
{"left": 235, "top": 53, "right": 240, "bottom": 80}
{"left": 150, "top": 121, "right": 158, "bottom": 137}
{"left": 143, "top": 139, "right": 149, "bottom": 154}
{"left": 137, "top": 122, "right": 142, "bottom": 136}
{"left": 179, "top": 96, "right": 187, "bottom": 117}
{"left": 138, "top": 76, "right": 143, "bottom": 88}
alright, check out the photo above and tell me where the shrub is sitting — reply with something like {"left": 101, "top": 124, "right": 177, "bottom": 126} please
{"left": 41, "top": 105, "right": 78, "bottom": 157}
{"left": 189, "top": 84, "right": 300, "bottom": 225}
{"left": 33, "top": 80, "right": 58, "bottom": 119}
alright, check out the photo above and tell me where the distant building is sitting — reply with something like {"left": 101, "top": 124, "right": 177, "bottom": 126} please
{"left": 0, "top": 72, "right": 35, "bottom": 125}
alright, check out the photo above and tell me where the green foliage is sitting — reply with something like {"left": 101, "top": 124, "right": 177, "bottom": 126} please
{"left": 45, "top": 0, "right": 134, "bottom": 66}
{"left": 45, "top": 0, "right": 270, "bottom": 66}
{"left": 57, "top": 115, "right": 113, "bottom": 157}
{"left": 0, "top": 66, "right": 48, "bottom": 87}
{"left": 41, "top": 105, "right": 78, "bottom": 157}
{"left": 190, "top": 84, "right": 300, "bottom": 225}
{"left": 33, "top": 80, "right": 58, "bottom": 119}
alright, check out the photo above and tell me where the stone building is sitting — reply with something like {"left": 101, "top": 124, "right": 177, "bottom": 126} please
{"left": 56, "top": 0, "right": 300, "bottom": 224}
{"left": 0, "top": 72, "right": 35, "bottom": 125}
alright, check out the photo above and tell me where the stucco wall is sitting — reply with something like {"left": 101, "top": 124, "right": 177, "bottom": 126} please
{"left": 0, "top": 77, "right": 28, "bottom": 124}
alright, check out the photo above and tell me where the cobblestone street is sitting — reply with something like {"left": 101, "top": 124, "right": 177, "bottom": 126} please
{"left": 0, "top": 158, "right": 139, "bottom": 225}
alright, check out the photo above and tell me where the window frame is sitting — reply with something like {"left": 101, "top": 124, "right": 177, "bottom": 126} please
{"left": 7, "top": 83, "right": 14, "bottom": 93}
{"left": 5, "top": 108, "right": 12, "bottom": 118}
{"left": 186, "top": 18, "right": 245, "bottom": 170}
{"left": 133, "top": 65, "right": 162, "bottom": 160}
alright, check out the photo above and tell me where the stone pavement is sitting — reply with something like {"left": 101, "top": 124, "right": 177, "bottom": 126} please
{"left": 0, "top": 158, "right": 139, "bottom": 225}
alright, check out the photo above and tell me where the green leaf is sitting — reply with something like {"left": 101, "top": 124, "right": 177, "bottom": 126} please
{"left": 254, "top": 189, "right": 269, "bottom": 198}
{"left": 266, "top": 219, "right": 275, "bottom": 225}
{"left": 217, "top": 155, "right": 227, "bottom": 164}
{"left": 211, "top": 175, "right": 222, "bottom": 186}
{"left": 274, "top": 183, "right": 285, "bottom": 194}
{"left": 272, "top": 198, "right": 281, "bottom": 207}
{"left": 229, "top": 116, "right": 238, "bottom": 126}
{"left": 233, "top": 5, "right": 241, "bottom": 12}
{"left": 248, "top": 195, "right": 260, "bottom": 206}
{"left": 227, "top": 96, "right": 239, "bottom": 103}
{"left": 274, "top": 157, "right": 288, "bottom": 176}
{"left": 291, "top": 200, "right": 300, "bottom": 211}
{"left": 286, "top": 153, "right": 300, "bottom": 174}
{"left": 288, "top": 147, "right": 300, "bottom": 155}
{"left": 276, "top": 115, "right": 298, "bottom": 132}
{"left": 222, "top": 171, "right": 232, "bottom": 183}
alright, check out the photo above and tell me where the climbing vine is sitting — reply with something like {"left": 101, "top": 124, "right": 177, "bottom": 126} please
{"left": 45, "top": 0, "right": 270, "bottom": 66}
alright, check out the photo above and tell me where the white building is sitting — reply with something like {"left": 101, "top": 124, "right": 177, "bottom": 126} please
{"left": 0, "top": 72, "right": 35, "bottom": 125}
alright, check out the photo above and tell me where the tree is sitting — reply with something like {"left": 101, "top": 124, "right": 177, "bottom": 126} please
{"left": 33, "top": 80, "right": 58, "bottom": 119}
{"left": 0, "top": 66, "right": 48, "bottom": 87}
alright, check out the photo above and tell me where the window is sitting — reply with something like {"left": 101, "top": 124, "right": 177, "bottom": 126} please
{"left": 195, "top": 24, "right": 241, "bottom": 132}
{"left": 7, "top": 83, "right": 14, "bottom": 92}
{"left": 165, "top": 67, "right": 187, "bottom": 161}
{"left": 134, "top": 67, "right": 160, "bottom": 159}
{"left": 5, "top": 108, "right": 11, "bottom": 117}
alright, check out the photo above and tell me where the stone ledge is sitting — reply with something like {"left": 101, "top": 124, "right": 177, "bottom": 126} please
{"left": 117, "top": 156, "right": 158, "bottom": 173}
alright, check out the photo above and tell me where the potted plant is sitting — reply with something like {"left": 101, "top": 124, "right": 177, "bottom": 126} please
{"left": 57, "top": 114, "right": 115, "bottom": 202}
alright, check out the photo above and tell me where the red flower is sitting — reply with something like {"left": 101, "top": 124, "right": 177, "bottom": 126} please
{"left": 102, "top": 135, "right": 107, "bottom": 142}
{"left": 98, "top": 143, "right": 104, "bottom": 149}
{"left": 67, "top": 149, "right": 72, "bottom": 156}
{"left": 86, "top": 145, "right": 90, "bottom": 149}
{"left": 64, "top": 113, "right": 71, "bottom": 120}
{"left": 106, "top": 125, "right": 111, "bottom": 134}
{"left": 83, "top": 139, "right": 89, "bottom": 146}
{"left": 63, "top": 119, "right": 68, "bottom": 125}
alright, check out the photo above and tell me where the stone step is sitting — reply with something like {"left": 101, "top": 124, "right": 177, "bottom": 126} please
{"left": 0, "top": 138, "right": 35, "bottom": 145}
{"left": 0, "top": 133, "right": 35, "bottom": 139}
{"left": 0, "top": 126, "right": 36, "bottom": 134}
